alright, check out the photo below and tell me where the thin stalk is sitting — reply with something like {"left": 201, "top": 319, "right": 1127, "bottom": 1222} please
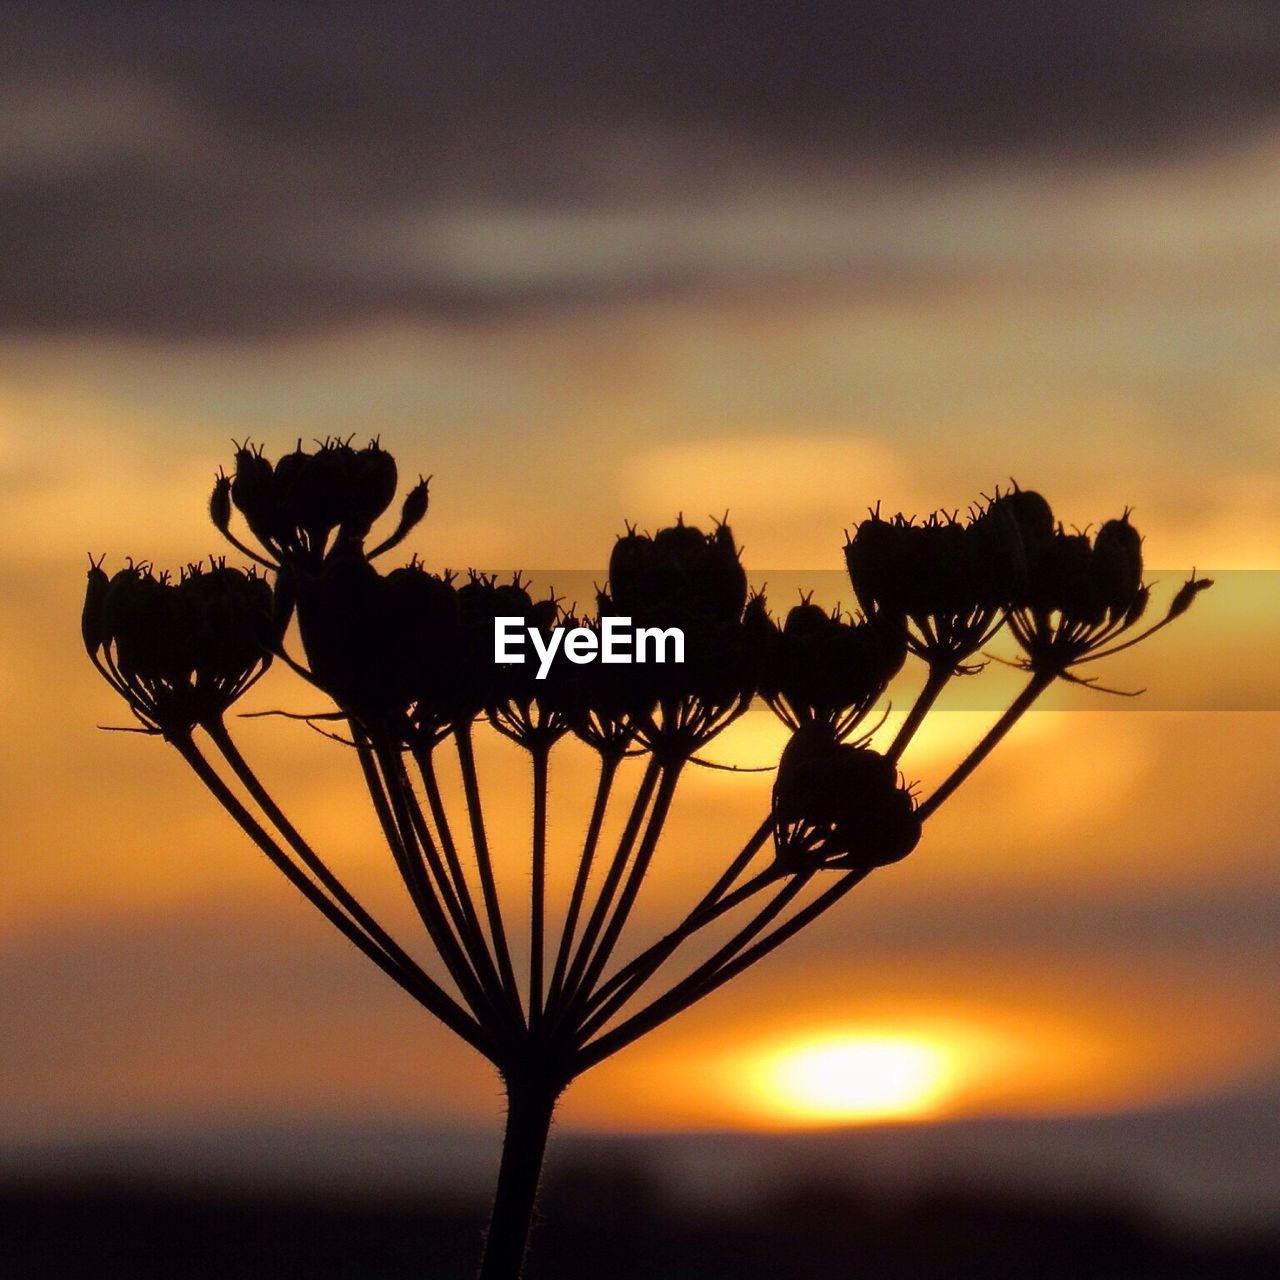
{"left": 576, "top": 870, "right": 812, "bottom": 1051}
{"left": 171, "top": 732, "right": 494, "bottom": 1060}
{"left": 583, "top": 848, "right": 780, "bottom": 1024}
{"left": 554, "top": 756, "right": 661, "bottom": 1020}
{"left": 371, "top": 741, "right": 500, "bottom": 1027}
{"left": 411, "top": 741, "right": 510, "bottom": 1018}
{"left": 385, "top": 748, "right": 513, "bottom": 1030}
{"left": 578, "top": 869, "right": 866, "bottom": 1072}
{"left": 917, "top": 670, "right": 1055, "bottom": 821}
{"left": 582, "top": 816, "right": 776, "bottom": 1017}
{"left": 680, "top": 816, "right": 775, "bottom": 931}
{"left": 529, "top": 746, "right": 550, "bottom": 1031}
{"left": 477, "top": 1078, "right": 560, "bottom": 1280}
{"left": 569, "top": 761, "right": 683, "bottom": 1016}
{"left": 203, "top": 718, "right": 423, "bottom": 982}
{"left": 886, "top": 662, "right": 951, "bottom": 762}
{"left": 545, "top": 751, "right": 621, "bottom": 1020}
{"left": 456, "top": 723, "right": 524, "bottom": 1021}
{"left": 381, "top": 746, "right": 477, "bottom": 952}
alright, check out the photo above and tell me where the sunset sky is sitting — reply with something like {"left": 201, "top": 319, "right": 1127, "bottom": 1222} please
{"left": 1, "top": 1, "right": 1277, "bottom": 1212}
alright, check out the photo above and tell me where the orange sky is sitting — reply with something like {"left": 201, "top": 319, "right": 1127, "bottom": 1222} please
{"left": 2, "top": 117, "right": 1279, "bottom": 1148}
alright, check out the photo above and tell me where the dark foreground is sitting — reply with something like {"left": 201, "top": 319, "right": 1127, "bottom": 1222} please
{"left": 3, "top": 1168, "right": 1277, "bottom": 1280}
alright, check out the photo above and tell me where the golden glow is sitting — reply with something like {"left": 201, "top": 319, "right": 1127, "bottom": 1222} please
{"left": 2, "top": 125, "right": 1278, "bottom": 1138}
{"left": 750, "top": 1032, "right": 953, "bottom": 1122}
{"left": 726, "top": 1022, "right": 1024, "bottom": 1126}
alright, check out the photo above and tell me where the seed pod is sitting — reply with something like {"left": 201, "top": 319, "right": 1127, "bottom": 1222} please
{"left": 345, "top": 441, "right": 399, "bottom": 536}
{"left": 844, "top": 515, "right": 908, "bottom": 618}
{"left": 608, "top": 518, "right": 747, "bottom": 628}
{"left": 81, "top": 561, "right": 111, "bottom": 657}
{"left": 209, "top": 474, "right": 232, "bottom": 534}
{"left": 85, "top": 561, "right": 273, "bottom": 732}
{"left": 772, "top": 725, "right": 921, "bottom": 872}
{"left": 230, "top": 445, "right": 278, "bottom": 543}
{"left": 1167, "top": 575, "right": 1213, "bottom": 620}
{"left": 991, "top": 487, "right": 1055, "bottom": 548}
{"left": 761, "top": 602, "right": 904, "bottom": 734}
{"left": 1091, "top": 515, "right": 1144, "bottom": 616}
{"left": 398, "top": 476, "right": 430, "bottom": 535}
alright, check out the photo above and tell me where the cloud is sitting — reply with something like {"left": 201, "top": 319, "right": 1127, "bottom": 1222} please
{"left": 2, "top": 2, "right": 1280, "bottom": 335}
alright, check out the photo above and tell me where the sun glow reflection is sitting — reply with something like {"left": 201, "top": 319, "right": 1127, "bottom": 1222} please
{"left": 741, "top": 1027, "right": 1007, "bottom": 1125}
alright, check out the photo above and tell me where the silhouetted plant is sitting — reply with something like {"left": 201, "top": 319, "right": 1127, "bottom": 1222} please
{"left": 83, "top": 443, "right": 1211, "bottom": 1279}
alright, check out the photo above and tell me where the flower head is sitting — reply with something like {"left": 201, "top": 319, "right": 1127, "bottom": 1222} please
{"left": 844, "top": 498, "right": 1022, "bottom": 672}
{"left": 475, "top": 575, "right": 582, "bottom": 751}
{"left": 772, "top": 722, "right": 921, "bottom": 872}
{"left": 215, "top": 438, "right": 428, "bottom": 573}
{"left": 608, "top": 516, "right": 748, "bottom": 629}
{"left": 83, "top": 558, "right": 273, "bottom": 734}
{"left": 759, "top": 599, "right": 906, "bottom": 739}
{"left": 599, "top": 519, "right": 765, "bottom": 757}
{"left": 997, "top": 498, "right": 1211, "bottom": 684}
{"left": 294, "top": 555, "right": 465, "bottom": 733}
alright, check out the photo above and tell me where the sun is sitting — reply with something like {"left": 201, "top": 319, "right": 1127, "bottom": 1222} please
{"left": 744, "top": 1031, "right": 958, "bottom": 1124}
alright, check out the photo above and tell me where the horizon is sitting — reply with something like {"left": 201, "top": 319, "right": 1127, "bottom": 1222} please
{"left": 1, "top": 5, "right": 1277, "bottom": 1259}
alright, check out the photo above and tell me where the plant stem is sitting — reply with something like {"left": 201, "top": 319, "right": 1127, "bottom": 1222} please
{"left": 456, "top": 723, "right": 524, "bottom": 1021}
{"left": 555, "top": 757, "right": 660, "bottom": 1019}
{"left": 376, "top": 743, "right": 509, "bottom": 1029}
{"left": 570, "top": 761, "right": 683, "bottom": 1013}
{"left": 529, "top": 746, "right": 550, "bottom": 1030}
{"left": 412, "top": 741, "right": 510, "bottom": 1021}
{"left": 917, "top": 670, "right": 1054, "bottom": 821}
{"left": 582, "top": 856, "right": 780, "bottom": 1028}
{"left": 368, "top": 741, "right": 502, "bottom": 1027}
{"left": 576, "top": 870, "right": 812, "bottom": 1055}
{"left": 478, "top": 1078, "right": 559, "bottom": 1280}
{"left": 545, "top": 752, "right": 620, "bottom": 1020}
{"left": 171, "top": 732, "right": 495, "bottom": 1059}
{"left": 581, "top": 817, "right": 775, "bottom": 1021}
{"left": 204, "top": 719, "right": 421, "bottom": 982}
{"left": 886, "top": 662, "right": 951, "bottom": 762}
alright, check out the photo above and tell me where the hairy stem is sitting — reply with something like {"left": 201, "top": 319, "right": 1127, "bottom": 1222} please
{"left": 545, "top": 752, "right": 620, "bottom": 1021}
{"left": 582, "top": 818, "right": 776, "bottom": 1022}
{"left": 456, "top": 723, "right": 524, "bottom": 1022}
{"left": 917, "top": 670, "right": 1055, "bottom": 821}
{"left": 171, "top": 732, "right": 494, "bottom": 1060}
{"left": 886, "top": 662, "right": 952, "bottom": 762}
{"left": 577, "top": 870, "right": 812, "bottom": 1053}
{"left": 204, "top": 718, "right": 423, "bottom": 982}
{"left": 554, "top": 757, "right": 660, "bottom": 1021}
{"left": 569, "top": 761, "right": 683, "bottom": 1016}
{"left": 477, "top": 1077, "right": 560, "bottom": 1280}
{"left": 382, "top": 745, "right": 515, "bottom": 1032}
{"left": 529, "top": 746, "right": 550, "bottom": 1031}
{"left": 411, "top": 741, "right": 510, "bottom": 1021}
{"left": 370, "top": 740, "right": 500, "bottom": 1027}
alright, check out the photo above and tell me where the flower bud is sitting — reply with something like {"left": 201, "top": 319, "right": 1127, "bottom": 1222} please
{"left": 398, "top": 476, "right": 430, "bottom": 535}
{"left": 81, "top": 559, "right": 110, "bottom": 657}
{"left": 843, "top": 514, "right": 908, "bottom": 618}
{"left": 221, "top": 441, "right": 429, "bottom": 568}
{"left": 295, "top": 556, "right": 392, "bottom": 715}
{"left": 209, "top": 474, "right": 232, "bottom": 534}
{"left": 1091, "top": 514, "right": 1143, "bottom": 615}
{"left": 760, "top": 602, "right": 905, "bottom": 735}
{"left": 230, "top": 444, "right": 279, "bottom": 544}
{"left": 85, "top": 561, "right": 272, "bottom": 732}
{"left": 608, "top": 518, "right": 747, "bottom": 628}
{"left": 990, "top": 487, "right": 1054, "bottom": 549}
{"left": 772, "top": 724, "right": 921, "bottom": 871}
{"left": 1167, "top": 575, "right": 1213, "bottom": 620}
